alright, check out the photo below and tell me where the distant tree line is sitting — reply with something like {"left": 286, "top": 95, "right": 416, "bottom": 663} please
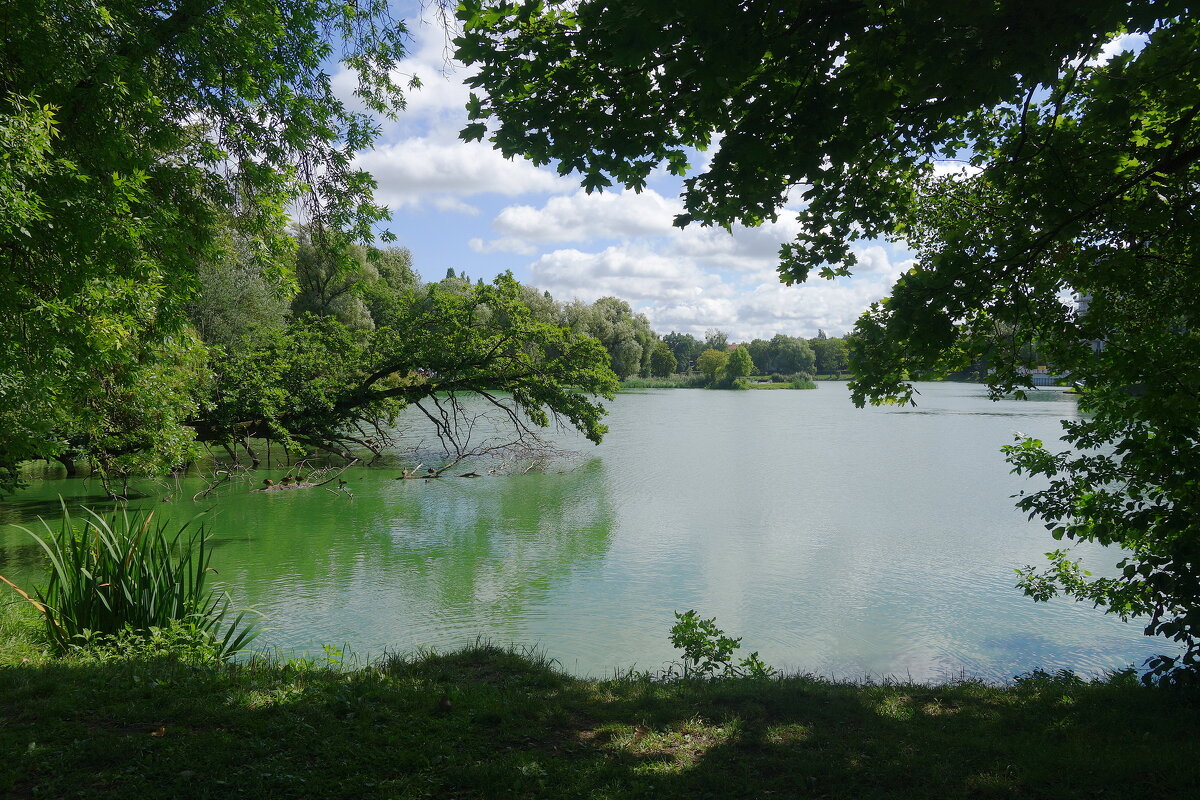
{"left": 658, "top": 329, "right": 851, "bottom": 379}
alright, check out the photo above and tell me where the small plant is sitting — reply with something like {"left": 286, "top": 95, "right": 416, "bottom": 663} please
{"left": 69, "top": 621, "right": 225, "bottom": 664}
{"left": 667, "top": 610, "right": 776, "bottom": 679}
{"left": 0, "top": 505, "right": 256, "bottom": 660}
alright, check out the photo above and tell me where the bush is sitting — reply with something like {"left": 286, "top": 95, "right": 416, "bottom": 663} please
{"left": 2, "top": 506, "right": 256, "bottom": 659}
{"left": 667, "top": 610, "right": 775, "bottom": 679}
{"left": 789, "top": 373, "right": 817, "bottom": 389}
{"left": 770, "top": 373, "right": 788, "bottom": 383}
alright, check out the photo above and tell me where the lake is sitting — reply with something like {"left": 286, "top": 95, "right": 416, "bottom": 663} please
{"left": 0, "top": 382, "right": 1171, "bottom": 680}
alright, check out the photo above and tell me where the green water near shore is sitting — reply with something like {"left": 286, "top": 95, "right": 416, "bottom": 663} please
{"left": 0, "top": 382, "right": 1171, "bottom": 679}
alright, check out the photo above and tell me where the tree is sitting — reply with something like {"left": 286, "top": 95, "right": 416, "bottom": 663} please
{"left": 812, "top": 338, "right": 849, "bottom": 376}
{"left": 563, "top": 296, "right": 656, "bottom": 379}
{"left": 0, "top": 1, "right": 411, "bottom": 493}
{"left": 725, "top": 346, "right": 754, "bottom": 380}
{"left": 695, "top": 349, "right": 728, "bottom": 385}
{"left": 293, "top": 232, "right": 377, "bottom": 331}
{"left": 704, "top": 329, "right": 729, "bottom": 352}
{"left": 196, "top": 273, "right": 619, "bottom": 463}
{"left": 187, "top": 227, "right": 292, "bottom": 354}
{"left": 767, "top": 334, "right": 815, "bottom": 376}
{"left": 746, "top": 339, "right": 771, "bottom": 374}
{"left": 662, "top": 331, "right": 704, "bottom": 372}
{"left": 649, "top": 341, "right": 677, "bottom": 378}
{"left": 455, "top": 2, "right": 1200, "bottom": 677}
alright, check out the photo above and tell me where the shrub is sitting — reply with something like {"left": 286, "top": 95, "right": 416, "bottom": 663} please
{"left": 1, "top": 506, "right": 256, "bottom": 659}
{"left": 667, "top": 610, "right": 775, "bottom": 679}
{"left": 789, "top": 373, "right": 817, "bottom": 389}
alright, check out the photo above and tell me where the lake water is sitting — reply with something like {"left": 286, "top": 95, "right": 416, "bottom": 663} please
{"left": 0, "top": 382, "right": 1171, "bottom": 680}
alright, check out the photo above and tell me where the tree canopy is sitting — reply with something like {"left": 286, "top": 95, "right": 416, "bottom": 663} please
{"left": 455, "top": 2, "right": 1200, "bottom": 678}
{"left": 0, "top": 0, "right": 412, "bottom": 491}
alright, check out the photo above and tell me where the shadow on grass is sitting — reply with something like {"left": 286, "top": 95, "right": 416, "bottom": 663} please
{"left": 1, "top": 642, "right": 1196, "bottom": 799}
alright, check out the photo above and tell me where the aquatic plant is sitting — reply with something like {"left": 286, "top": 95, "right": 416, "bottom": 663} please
{"left": 0, "top": 506, "right": 256, "bottom": 659}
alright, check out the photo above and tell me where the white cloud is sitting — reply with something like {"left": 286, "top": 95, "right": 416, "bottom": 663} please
{"left": 432, "top": 196, "right": 480, "bottom": 215}
{"left": 670, "top": 215, "right": 806, "bottom": 274}
{"left": 1089, "top": 32, "right": 1148, "bottom": 67}
{"left": 492, "top": 189, "right": 680, "bottom": 242}
{"left": 468, "top": 236, "right": 537, "bottom": 256}
{"left": 355, "top": 139, "right": 570, "bottom": 212}
{"left": 479, "top": 189, "right": 810, "bottom": 278}
{"left": 931, "top": 161, "right": 982, "bottom": 180}
{"left": 529, "top": 246, "right": 730, "bottom": 305}
{"left": 522, "top": 233, "right": 913, "bottom": 340}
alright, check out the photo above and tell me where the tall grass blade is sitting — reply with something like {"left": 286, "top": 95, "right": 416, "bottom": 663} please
{"left": 0, "top": 504, "right": 256, "bottom": 660}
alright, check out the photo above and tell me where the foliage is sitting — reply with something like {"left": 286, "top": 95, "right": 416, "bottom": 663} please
{"left": 724, "top": 345, "right": 755, "bottom": 380}
{"left": 618, "top": 376, "right": 704, "bottom": 389}
{"left": 1, "top": 507, "right": 257, "bottom": 659}
{"left": 788, "top": 375, "right": 817, "bottom": 390}
{"left": 292, "top": 231, "right": 377, "bottom": 331}
{"left": 67, "top": 621, "right": 228, "bottom": 666}
{"left": 704, "top": 329, "right": 729, "bottom": 352}
{"left": 649, "top": 340, "right": 677, "bottom": 378}
{"left": 661, "top": 331, "right": 704, "bottom": 372}
{"left": 455, "top": 0, "right": 1200, "bottom": 679}
{"left": 0, "top": 0, "right": 412, "bottom": 494}
{"left": 694, "top": 349, "right": 727, "bottom": 385}
{"left": 197, "top": 272, "right": 620, "bottom": 460}
{"left": 812, "top": 337, "right": 849, "bottom": 375}
{"left": 187, "top": 225, "right": 293, "bottom": 354}
{"left": 562, "top": 296, "right": 657, "bottom": 379}
{"left": 667, "top": 610, "right": 775, "bottom": 679}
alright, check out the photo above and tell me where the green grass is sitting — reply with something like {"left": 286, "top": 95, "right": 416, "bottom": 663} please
{"left": 1, "top": 612, "right": 1196, "bottom": 799}
{"left": 745, "top": 381, "right": 816, "bottom": 390}
{"left": 619, "top": 376, "right": 705, "bottom": 389}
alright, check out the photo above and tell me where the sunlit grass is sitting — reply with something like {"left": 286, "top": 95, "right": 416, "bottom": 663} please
{"left": 3, "top": 627, "right": 1195, "bottom": 798}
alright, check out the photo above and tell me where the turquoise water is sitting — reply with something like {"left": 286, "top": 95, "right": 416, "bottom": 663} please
{"left": 0, "top": 382, "right": 1171, "bottom": 680}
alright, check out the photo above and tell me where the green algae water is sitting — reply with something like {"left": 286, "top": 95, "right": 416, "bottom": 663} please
{"left": 0, "top": 383, "right": 1172, "bottom": 679}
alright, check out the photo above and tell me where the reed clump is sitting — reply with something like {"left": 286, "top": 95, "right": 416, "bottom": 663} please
{"left": 0, "top": 506, "right": 255, "bottom": 660}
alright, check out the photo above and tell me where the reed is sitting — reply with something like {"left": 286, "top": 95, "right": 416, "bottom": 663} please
{"left": 0, "top": 505, "right": 256, "bottom": 659}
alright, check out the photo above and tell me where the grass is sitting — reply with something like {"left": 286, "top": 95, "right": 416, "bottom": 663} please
{"left": 619, "top": 376, "right": 705, "bottom": 389}
{"left": 1, "top": 607, "right": 1197, "bottom": 799}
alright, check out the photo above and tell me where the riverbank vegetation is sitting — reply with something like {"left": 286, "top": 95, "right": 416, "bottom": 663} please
{"left": 1, "top": 606, "right": 1195, "bottom": 799}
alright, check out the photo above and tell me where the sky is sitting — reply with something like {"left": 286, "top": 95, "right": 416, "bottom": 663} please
{"left": 337, "top": 5, "right": 1141, "bottom": 342}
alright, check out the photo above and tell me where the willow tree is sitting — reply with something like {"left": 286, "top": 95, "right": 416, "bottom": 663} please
{"left": 455, "top": 1, "right": 1200, "bottom": 679}
{"left": 0, "top": 1, "right": 410, "bottom": 492}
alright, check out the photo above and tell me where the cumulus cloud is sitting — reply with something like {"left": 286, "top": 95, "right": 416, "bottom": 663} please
{"left": 529, "top": 246, "right": 730, "bottom": 305}
{"left": 479, "top": 189, "right": 810, "bottom": 278}
{"left": 492, "top": 189, "right": 680, "bottom": 242}
{"left": 355, "top": 139, "right": 570, "bottom": 211}
{"left": 468, "top": 236, "right": 537, "bottom": 256}
{"left": 524, "top": 231, "right": 913, "bottom": 340}
{"left": 670, "top": 215, "right": 807, "bottom": 274}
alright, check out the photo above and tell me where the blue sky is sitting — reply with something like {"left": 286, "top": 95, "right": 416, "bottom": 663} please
{"left": 339, "top": 5, "right": 1139, "bottom": 341}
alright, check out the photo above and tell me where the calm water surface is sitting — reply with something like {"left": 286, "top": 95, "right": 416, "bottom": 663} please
{"left": 0, "top": 382, "right": 1171, "bottom": 680}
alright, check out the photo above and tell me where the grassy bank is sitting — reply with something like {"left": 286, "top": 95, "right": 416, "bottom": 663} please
{"left": 621, "top": 375, "right": 817, "bottom": 390}
{"left": 2, "top": 605, "right": 1196, "bottom": 799}
{"left": 619, "top": 376, "right": 704, "bottom": 389}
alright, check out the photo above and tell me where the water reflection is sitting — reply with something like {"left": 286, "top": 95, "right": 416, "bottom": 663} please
{"left": 0, "top": 383, "right": 1176, "bottom": 679}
